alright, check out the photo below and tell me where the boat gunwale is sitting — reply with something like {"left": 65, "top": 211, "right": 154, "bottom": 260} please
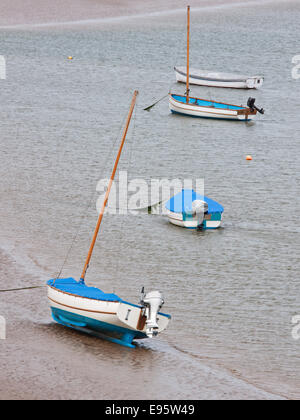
{"left": 167, "top": 209, "right": 221, "bottom": 217}
{"left": 170, "top": 92, "right": 256, "bottom": 112}
{"left": 48, "top": 285, "right": 121, "bottom": 304}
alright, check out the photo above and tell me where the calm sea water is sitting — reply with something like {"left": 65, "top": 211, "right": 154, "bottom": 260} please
{"left": 0, "top": 1, "right": 299, "bottom": 399}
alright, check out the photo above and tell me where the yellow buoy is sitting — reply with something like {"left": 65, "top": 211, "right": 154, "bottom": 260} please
{"left": 246, "top": 155, "right": 253, "bottom": 161}
{"left": 68, "top": 56, "right": 73, "bottom": 60}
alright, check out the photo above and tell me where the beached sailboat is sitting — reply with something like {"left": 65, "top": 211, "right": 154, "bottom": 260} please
{"left": 47, "top": 91, "right": 171, "bottom": 348}
{"left": 174, "top": 67, "right": 264, "bottom": 89}
{"left": 165, "top": 189, "right": 224, "bottom": 229}
{"left": 169, "top": 7, "right": 264, "bottom": 121}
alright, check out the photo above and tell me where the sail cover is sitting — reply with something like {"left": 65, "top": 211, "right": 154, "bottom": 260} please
{"left": 47, "top": 278, "right": 121, "bottom": 302}
{"left": 165, "top": 189, "right": 224, "bottom": 214}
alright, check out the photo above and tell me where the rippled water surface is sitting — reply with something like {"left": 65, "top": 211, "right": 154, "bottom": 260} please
{"left": 0, "top": 0, "right": 299, "bottom": 399}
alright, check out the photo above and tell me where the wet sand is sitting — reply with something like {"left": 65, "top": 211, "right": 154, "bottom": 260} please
{"left": 0, "top": 248, "right": 285, "bottom": 400}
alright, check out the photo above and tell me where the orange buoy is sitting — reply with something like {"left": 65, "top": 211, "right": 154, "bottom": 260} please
{"left": 246, "top": 155, "right": 253, "bottom": 161}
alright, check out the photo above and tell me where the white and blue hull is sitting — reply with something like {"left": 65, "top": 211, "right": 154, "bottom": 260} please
{"left": 169, "top": 94, "right": 256, "bottom": 121}
{"left": 48, "top": 285, "right": 170, "bottom": 348}
{"left": 166, "top": 209, "right": 222, "bottom": 230}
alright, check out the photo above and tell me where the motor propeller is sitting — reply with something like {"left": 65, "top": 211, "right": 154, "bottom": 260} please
{"left": 247, "top": 97, "right": 265, "bottom": 114}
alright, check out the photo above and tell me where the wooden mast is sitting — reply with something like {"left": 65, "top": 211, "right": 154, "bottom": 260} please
{"left": 186, "top": 5, "right": 190, "bottom": 104}
{"left": 80, "top": 90, "right": 138, "bottom": 283}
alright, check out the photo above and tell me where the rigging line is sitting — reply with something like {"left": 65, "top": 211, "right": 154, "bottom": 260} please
{"left": 169, "top": 46, "right": 181, "bottom": 95}
{"left": 54, "top": 111, "right": 128, "bottom": 283}
{"left": 144, "top": 9, "right": 187, "bottom": 112}
{"left": 0, "top": 285, "right": 46, "bottom": 293}
{"left": 173, "top": 7, "right": 190, "bottom": 97}
{"left": 144, "top": 31, "right": 184, "bottom": 111}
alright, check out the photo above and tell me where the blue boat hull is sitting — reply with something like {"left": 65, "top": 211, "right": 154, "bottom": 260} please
{"left": 51, "top": 307, "right": 147, "bottom": 349}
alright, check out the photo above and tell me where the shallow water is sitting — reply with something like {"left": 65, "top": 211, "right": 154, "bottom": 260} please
{"left": 0, "top": 0, "right": 299, "bottom": 399}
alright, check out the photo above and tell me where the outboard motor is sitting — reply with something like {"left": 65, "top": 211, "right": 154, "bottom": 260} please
{"left": 140, "top": 288, "right": 164, "bottom": 338}
{"left": 247, "top": 97, "right": 265, "bottom": 114}
{"left": 192, "top": 199, "right": 208, "bottom": 228}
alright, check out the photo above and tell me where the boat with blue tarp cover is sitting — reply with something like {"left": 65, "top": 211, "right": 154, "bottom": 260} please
{"left": 165, "top": 189, "right": 224, "bottom": 229}
{"left": 47, "top": 91, "right": 171, "bottom": 348}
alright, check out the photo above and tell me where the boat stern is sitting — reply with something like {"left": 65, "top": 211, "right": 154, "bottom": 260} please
{"left": 118, "top": 292, "right": 171, "bottom": 339}
{"left": 246, "top": 76, "right": 264, "bottom": 89}
{"left": 237, "top": 108, "right": 257, "bottom": 121}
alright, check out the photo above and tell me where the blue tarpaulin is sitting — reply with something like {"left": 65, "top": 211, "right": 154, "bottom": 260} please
{"left": 165, "top": 189, "right": 224, "bottom": 214}
{"left": 171, "top": 94, "right": 245, "bottom": 110}
{"left": 47, "top": 278, "right": 121, "bottom": 302}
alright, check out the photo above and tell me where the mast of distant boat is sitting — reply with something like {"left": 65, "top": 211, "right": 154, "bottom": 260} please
{"left": 186, "top": 5, "right": 190, "bottom": 104}
{"left": 80, "top": 90, "right": 138, "bottom": 284}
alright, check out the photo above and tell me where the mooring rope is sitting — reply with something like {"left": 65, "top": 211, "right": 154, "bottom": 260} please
{"left": 0, "top": 285, "right": 46, "bottom": 293}
{"left": 143, "top": 93, "right": 169, "bottom": 111}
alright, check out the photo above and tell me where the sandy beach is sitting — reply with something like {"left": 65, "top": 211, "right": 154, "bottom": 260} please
{"left": 0, "top": 248, "right": 285, "bottom": 400}
{"left": 0, "top": 0, "right": 299, "bottom": 401}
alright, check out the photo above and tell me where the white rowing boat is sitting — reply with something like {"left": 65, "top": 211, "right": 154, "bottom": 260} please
{"left": 174, "top": 66, "right": 264, "bottom": 89}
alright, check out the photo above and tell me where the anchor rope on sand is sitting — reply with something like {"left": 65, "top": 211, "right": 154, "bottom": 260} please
{"left": 0, "top": 285, "right": 46, "bottom": 293}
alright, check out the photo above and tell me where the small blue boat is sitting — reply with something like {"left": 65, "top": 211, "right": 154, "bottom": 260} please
{"left": 165, "top": 189, "right": 224, "bottom": 229}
